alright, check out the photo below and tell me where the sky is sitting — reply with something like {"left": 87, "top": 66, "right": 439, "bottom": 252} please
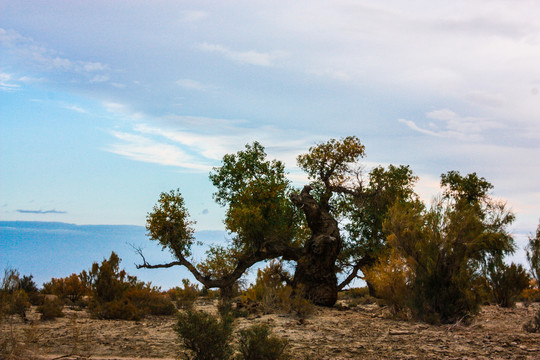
{"left": 1, "top": 1, "right": 540, "bottom": 261}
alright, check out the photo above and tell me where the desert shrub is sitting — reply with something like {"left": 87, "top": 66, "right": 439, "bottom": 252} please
{"left": 236, "top": 323, "right": 289, "bottom": 360}
{"left": 124, "top": 287, "right": 176, "bottom": 316}
{"left": 37, "top": 297, "right": 65, "bottom": 320}
{"left": 91, "top": 298, "right": 143, "bottom": 321}
{"left": 240, "top": 261, "right": 313, "bottom": 316}
{"left": 364, "top": 248, "right": 412, "bottom": 317}
{"left": 488, "top": 262, "right": 530, "bottom": 308}
{"left": 170, "top": 279, "right": 200, "bottom": 309}
{"left": 242, "top": 261, "right": 287, "bottom": 313}
{"left": 0, "top": 269, "right": 31, "bottom": 322}
{"left": 85, "top": 252, "right": 173, "bottom": 320}
{"left": 339, "top": 287, "right": 369, "bottom": 300}
{"left": 384, "top": 172, "right": 516, "bottom": 324}
{"left": 175, "top": 309, "right": 234, "bottom": 360}
{"left": 523, "top": 308, "right": 540, "bottom": 333}
{"left": 43, "top": 273, "right": 89, "bottom": 304}
{"left": 522, "top": 280, "right": 540, "bottom": 303}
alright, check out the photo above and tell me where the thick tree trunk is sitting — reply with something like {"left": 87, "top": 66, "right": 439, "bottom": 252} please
{"left": 290, "top": 186, "right": 342, "bottom": 306}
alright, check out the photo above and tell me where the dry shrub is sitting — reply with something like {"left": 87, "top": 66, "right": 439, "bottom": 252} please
{"left": 90, "top": 298, "right": 143, "bottom": 321}
{"left": 364, "top": 249, "right": 412, "bottom": 318}
{"left": 241, "top": 261, "right": 313, "bottom": 317}
{"left": 37, "top": 297, "right": 64, "bottom": 320}
{"left": 236, "top": 323, "right": 289, "bottom": 360}
{"left": 124, "top": 287, "right": 177, "bottom": 316}
{"left": 339, "top": 287, "right": 369, "bottom": 300}
{"left": 170, "top": 279, "right": 200, "bottom": 309}
{"left": 175, "top": 309, "right": 234, "bottom": 360}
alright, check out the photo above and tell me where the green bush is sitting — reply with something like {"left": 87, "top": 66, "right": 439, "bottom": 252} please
{"left": 488, "top": 262, "right": 530, "bottom": 308}
{"left": 236, "top": 324, "right": 289, "bottom": 360}
{"left": 175, "top": 309, "right": 234, "bottom": 360}
{"left": 37, "top": 297, "right": 65, "bottom": 320}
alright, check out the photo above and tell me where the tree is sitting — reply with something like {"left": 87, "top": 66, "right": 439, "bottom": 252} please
{"left": 140, "top": 138, "right": 418, "bottom": 306}
{"left": 526, "top": 220, "right": 540, "bottom": 284}
{"left": 384, "top": 171, "right": 516, "bottom": 323}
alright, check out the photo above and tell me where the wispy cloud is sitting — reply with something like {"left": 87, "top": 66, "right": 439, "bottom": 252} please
{"left": 16, "top": 209, "right": 67, "bottom": 214}
{"left": 399, "top": 109, "right": 505, "bottom": 141}
{"left": 107, "top": 131, "right": 212, "bottom": 171}
{"left": 0, "top": 72, "right": 21, "bottom": 91}
{"left": 198, "top": 42, "right": 286, "bottom": 67}
{"left": 0, "top": 28, "right": 110, "bottom": 80}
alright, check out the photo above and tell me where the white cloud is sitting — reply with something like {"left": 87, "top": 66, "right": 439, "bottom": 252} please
{"left": 107, "top": 131, "right": 212, "bottom": 171}
{"left": 198, "top": 42, "right": 286, "bottom": 67}
{"left": 0, "top": 72, "right": 21, "bottom": 91}
{"left": 400, "top": 108, "right": 505, "bottom": 141}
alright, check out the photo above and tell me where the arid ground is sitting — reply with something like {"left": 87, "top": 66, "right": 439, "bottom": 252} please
{"left": 2, "top": 300, "right": 539, "bottom": 359}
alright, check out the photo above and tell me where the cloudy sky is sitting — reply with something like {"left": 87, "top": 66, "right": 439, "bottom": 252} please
{"left": 1, "top": 0, "right": 539, "bottom": 250}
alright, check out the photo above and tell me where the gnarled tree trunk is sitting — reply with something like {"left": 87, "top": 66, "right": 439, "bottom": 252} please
{"left": 290, "top": 185, "right": 342, "bottom": 306}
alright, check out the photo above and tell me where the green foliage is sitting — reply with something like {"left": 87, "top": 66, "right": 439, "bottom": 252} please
{"left": 175, "top": 310, "right": 234, "bottom": 360}
{"left": 209, "top": 142, "right": 299, "bottom": 252}
{"left": 384, "top": 171, "right": 516, "bottom": 323}
{"left": 37, "top": 297, "right": 65, "bottom": 320}
{"left": 487, "top": 262, "right": 530, "bottom": 308}
{"left": 526, "top": 220, "right": 540, "bottom": 284}
{"left": 147, "top": 189, "right": 196, "bottom": 258}
{"left": 340, "top": 165, "right": 419, "bottom": 273}
{"left": 236, "top": 324, "right": 289, "bottom": 360}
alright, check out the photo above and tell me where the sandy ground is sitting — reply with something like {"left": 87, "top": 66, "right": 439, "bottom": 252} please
{"left": 2, "top": 299, "right": 539, "bottom": 359}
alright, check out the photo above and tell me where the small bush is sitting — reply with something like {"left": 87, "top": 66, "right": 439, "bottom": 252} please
{"left": 89, "top": 298, "right": 143, "bottom": 321}
{"left": 339, "top": 287, "right": 369, "bottom": 300}
{"left": 488, "top": 262, "right": 530, "bottom": 308}
{"left": 37, "top": 297, "right": 65, "bottom": 320}
{"left": 364, "top": 249, "right": 412, "bottom": 318}
{"left": 523, "top": 308, "right": 540, "bottom": 333}
{"left": 170, "top": 279, "right": 200, "bottom": 309}
{"left": 236, "top": 323, "right": 289, "bottom": 360}
{"left": 125, "top": 287, "right": 177, "bottom": 316}
{"left": 175, "top": 309, "right": 234, "bottom": 360}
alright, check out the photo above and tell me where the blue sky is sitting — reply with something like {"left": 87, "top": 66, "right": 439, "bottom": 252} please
{"left": 1, "top": 0, "right": 539, "bottom": 255}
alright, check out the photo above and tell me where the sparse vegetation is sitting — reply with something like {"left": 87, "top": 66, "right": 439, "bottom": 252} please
{"left": 236, "top": 323, "right": 289, "bottom": 360}
{"left": 85, "top": 252, "right": 175, "bottom": 320}
{"left": 175, "top": 309, "right": 234, "bottom": 360}
{"left": 37, "top": 296, "right": 65, "bottom": 320}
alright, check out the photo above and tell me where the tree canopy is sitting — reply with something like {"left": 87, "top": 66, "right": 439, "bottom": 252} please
{"left": 139, "top": 138, "right": 518, "bottom": 311}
